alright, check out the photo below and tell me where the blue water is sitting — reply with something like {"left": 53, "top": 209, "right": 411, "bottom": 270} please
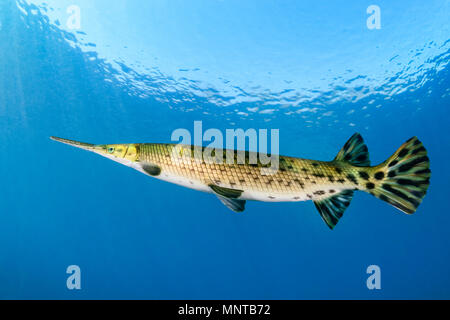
{"left": 0, "top": 0, "right": 449, "bottom": 299}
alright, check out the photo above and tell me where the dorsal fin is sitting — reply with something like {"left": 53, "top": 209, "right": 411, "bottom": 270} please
{"left": 334, "top": 133, "right": 370, "bottom": 167}
{"left": 314, "top": 190, "right": 354, "bottom": 229}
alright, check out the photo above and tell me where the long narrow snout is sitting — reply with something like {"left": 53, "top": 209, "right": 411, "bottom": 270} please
{"left": 50, "top": 136, "right": 138, "bottom": 167}
{"left": 50, "top": 136, "right": 99, "bottom": 152}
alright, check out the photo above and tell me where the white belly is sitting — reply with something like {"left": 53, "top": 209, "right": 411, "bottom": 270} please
{"left": 240, "top": 191, "right": 310, "bottom": 202}
{"left": 131, "top": 163, "right": 340, "bottom": 203}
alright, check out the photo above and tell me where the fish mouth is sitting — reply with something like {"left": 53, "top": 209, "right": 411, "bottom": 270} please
{"left": 50, "top": 136, "right": 99, "bottom": 152}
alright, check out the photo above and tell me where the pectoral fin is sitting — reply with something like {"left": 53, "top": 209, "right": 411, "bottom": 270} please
{"left": 209, "top": 184, "right": 246, "bottom": 212}
{"left": 141, "top": 164, "right": 161, "bottom": 176}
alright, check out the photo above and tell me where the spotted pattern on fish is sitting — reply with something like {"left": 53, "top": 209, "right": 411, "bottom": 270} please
{"left": 51, "top": 133, "right": 430, "bottom": 230}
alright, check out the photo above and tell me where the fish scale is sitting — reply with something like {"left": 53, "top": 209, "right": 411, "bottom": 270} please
{"left": 133, "top": 143, "right": 357, "bottom": 201}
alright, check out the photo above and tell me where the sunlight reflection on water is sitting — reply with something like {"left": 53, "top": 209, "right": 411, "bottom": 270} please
{"left": 17, "top": 0, "right": 450, "bottom": 128}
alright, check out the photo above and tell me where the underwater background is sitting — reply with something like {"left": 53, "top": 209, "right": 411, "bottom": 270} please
{"left": 0, "top": 0, "right": 449, "bottom": 299}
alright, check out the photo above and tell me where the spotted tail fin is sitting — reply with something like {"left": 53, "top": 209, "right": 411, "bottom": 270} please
{"left": 365, "top": 137, "right": 431, "bottom": 214}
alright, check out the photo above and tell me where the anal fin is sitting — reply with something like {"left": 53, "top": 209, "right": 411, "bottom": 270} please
{"left": 314, "top": 190, "right": 353, "bottom": 229}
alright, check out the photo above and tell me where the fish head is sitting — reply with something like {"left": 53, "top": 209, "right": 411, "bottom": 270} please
{"left": 98, "top": 143, "right": 139, "bottom": 162}
{"left": 50, "top": 137, "right": 139, "bottom": 165}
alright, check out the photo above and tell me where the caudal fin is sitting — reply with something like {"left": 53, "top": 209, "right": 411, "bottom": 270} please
{"left": 366, "top": 137, "right": 431, "bottom": 214}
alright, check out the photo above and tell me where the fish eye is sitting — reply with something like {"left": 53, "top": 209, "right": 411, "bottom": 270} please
{"left": 107, "top": 147, "right": 115, "bottom": 154}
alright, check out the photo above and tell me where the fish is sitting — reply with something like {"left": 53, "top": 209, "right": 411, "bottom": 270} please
{"left": 50, "top": 133, "right": 431, "bottom": 229}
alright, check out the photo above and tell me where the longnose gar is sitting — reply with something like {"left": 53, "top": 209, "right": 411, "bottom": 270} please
{"left": 51, "top": 133, "right": 430, "bottom": 229}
